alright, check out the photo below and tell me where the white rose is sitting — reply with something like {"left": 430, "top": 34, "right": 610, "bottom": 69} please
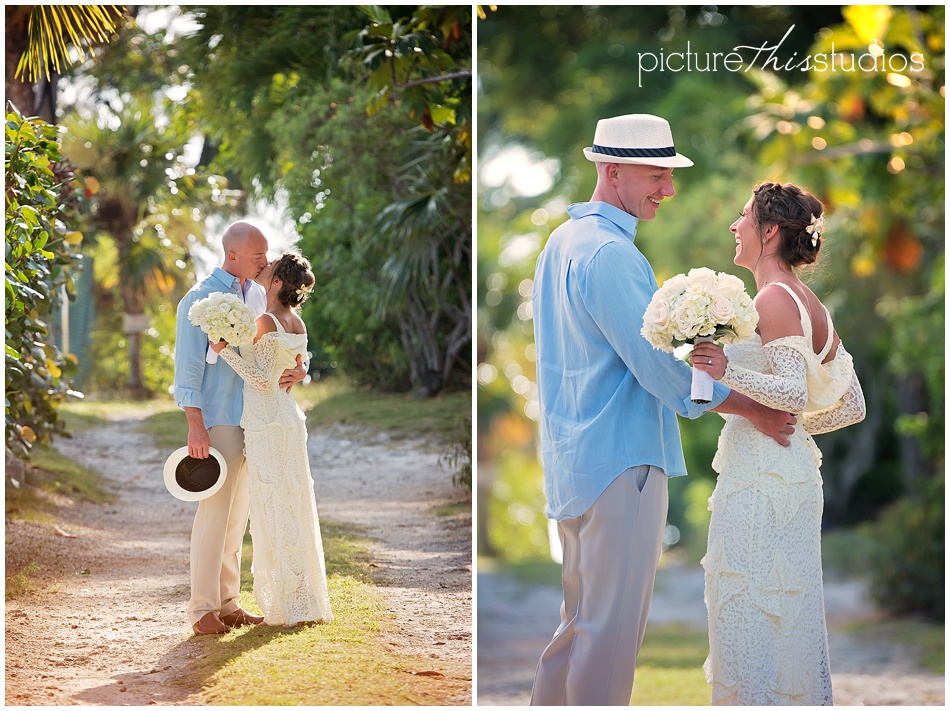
{"left": 644, "top": 297, "right": 670, "bottom": 331}
{"left": 714, "top": 272, "right": 746, "bottom": 300}
{"left": 709, "top": 294, "right": 735, "bottom": 325}
{"left": 661, "top": 273, "right": 689, "bottom": 294}
{"left": 673, "top": 300, "right": 706, "bottom": 340}
{"left": 687, "top": 267, "right": 718, "bottom": 291}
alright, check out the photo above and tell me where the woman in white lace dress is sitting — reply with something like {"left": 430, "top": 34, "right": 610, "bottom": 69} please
{"left": 210, "top": 251, "right": 332, "bottom": 627}
{"left": 692, "top": 182, "right": 865, "bottom": 705}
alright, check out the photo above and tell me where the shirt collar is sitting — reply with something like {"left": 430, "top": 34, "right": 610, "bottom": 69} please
{"left": 210, "top": 267, "right": 242, "bottom": 293}
{"left": 567, "top": 201, "right": 639, "bottom": 241}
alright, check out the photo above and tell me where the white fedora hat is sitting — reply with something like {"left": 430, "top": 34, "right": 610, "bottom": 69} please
{"left": 583, "top": 114, "right": 693, "bottom": 168}
{"left": 163, "top": 446, "right": 228, "bottom": 502}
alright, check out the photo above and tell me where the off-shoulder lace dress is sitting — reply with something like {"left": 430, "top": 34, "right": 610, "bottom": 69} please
{"left": 702, "top": 282, "right": 865, "bottom": 705}
{"left": 219, "top": 313, "right": 332, "bottom": 626}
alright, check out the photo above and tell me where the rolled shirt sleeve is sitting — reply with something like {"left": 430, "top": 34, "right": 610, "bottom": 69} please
{"left": 173, "top": 289, "right": 209, "bottom": 411}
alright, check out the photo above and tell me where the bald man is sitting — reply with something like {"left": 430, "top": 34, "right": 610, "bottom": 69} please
{"left": 173, "top": 221, "right": 307, "bottom": 634}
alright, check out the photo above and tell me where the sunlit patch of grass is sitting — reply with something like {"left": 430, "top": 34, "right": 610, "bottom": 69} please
{"left": 191, "top": 518, "right": 468, "bottom": 705}
{"left": 5, "top": 444, "right": 114, "bottom": 524}
{"left": 60, "top": 396, "right": 180, "bottom": 422}
{"left": 27, "top": 445, "right": 116, "bottom": 504}
{"left": 632, "top": 623, "right": 711, "bottom": 705}
{"left": 305, "top": 378, "right": 470, "bottom": 442}
{"left": 431, "top": 501, "right": 471, "bottom": 518}
{"left": 5, "top": 561, "right": 41, "bottom": 599}
{"left": 139, "top": 409, "right": 190, "bottom": 453}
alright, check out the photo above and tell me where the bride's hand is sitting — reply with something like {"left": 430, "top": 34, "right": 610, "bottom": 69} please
{"left": 210, "top": 339, "right": 229, "bottom": 354}
{"left": 691, "top": 342, "right": 727, "bottom": 380}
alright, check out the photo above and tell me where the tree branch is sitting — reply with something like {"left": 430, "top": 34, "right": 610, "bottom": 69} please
{"left": 394, "top": 70, "right": 472, "bottom": 90}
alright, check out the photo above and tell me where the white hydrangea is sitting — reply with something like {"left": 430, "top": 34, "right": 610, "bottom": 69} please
{"left": 188, "top": 292, "right": 257, "bottom": 347}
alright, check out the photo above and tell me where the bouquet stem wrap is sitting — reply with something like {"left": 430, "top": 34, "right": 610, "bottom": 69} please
{"left": 690, "top": 335, "right": 715, "bottom": 404}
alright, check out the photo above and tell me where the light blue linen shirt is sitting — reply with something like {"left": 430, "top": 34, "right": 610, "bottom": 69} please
{"left": 532, "top": 201, "right": 731, "bottom": 521}
{"left": 174, "top": 267, "right": 267, "bottom": 428}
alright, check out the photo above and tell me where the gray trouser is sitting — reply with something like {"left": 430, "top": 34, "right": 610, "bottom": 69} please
{"left": 530, "top": 465, "right": 669, "bottom": 706}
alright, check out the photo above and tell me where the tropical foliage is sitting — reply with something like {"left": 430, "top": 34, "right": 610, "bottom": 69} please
{"left": 14, "top": 5, "right": 124, "bottom": 82}
{"left": 178, "top": 5, "right": 472, "bottom": 396}
{"left": 4, "top": 105, "right": 84, "bottom": 457}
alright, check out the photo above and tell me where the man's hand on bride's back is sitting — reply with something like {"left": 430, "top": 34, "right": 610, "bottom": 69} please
{"left": 712, "top": 391, "right": 796, "bottom": 447}
{"left": 279, "top": 353, "right": 306, "bottom": 393}
{"left": 747, "top": 401, "right": 797, "bottom": 447}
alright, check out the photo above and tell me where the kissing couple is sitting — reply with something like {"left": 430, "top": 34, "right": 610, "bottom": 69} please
{"left": 530, "top": 114, "right": 865, "bottom": 705}
{"left": 173, "top": 221, "right": 333, "bottom": 634}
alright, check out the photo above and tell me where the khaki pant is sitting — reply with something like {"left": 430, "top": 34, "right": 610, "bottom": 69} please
{"left": 187, "top": 425, "right": 250, "bottom": 625}
{"left": 530, "top": 465, "right": 669, "bottom": 706}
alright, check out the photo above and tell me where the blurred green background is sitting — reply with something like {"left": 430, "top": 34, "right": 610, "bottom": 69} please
{"left": 476, "top": 5, "right": 944, "bottom": 620}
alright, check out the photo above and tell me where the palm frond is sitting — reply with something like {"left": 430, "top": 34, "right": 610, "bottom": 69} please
{"left": 16, "top": 5, "right": 124, "bottom": 82}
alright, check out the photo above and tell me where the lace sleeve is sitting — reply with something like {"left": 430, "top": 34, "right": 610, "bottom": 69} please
{"left": 719, "top": 341, "right": 808, "bottom": 413}
{"left": 803, "top": 369, "right": 866, "bottom": 435}
{"left": 218, "top": 337, "right": 276, "bottom": 393}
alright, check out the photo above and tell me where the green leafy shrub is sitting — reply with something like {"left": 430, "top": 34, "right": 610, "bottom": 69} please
{"left": 867, "top": 476, "right": 945, "bottom": 622}
{"left": 4, "top": 105, "right": 84, "bottom": 458}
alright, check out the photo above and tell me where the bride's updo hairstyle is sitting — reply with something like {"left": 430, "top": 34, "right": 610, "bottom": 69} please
{"left": 752, "top": 182, "right": 826, "bottom": 268}
{"left": 271, "top": 250, "right": 316, "bottom": 309}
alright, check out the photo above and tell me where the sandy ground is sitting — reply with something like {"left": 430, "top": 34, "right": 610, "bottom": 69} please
{"left": 477, "top": 564, "right": 945, "bottom": 706}
{"left": 5, "top": 414, "right": 471, "bottom": 705}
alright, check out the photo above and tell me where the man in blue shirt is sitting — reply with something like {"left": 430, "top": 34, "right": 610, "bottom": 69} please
{"left": 174, "top": 221, "right": 306, "bottom": 635}
{"left": 529, "top": 115, "right": 796, "bottom": 705}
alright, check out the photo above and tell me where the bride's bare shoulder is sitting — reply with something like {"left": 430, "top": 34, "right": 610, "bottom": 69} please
{"left": 252, "top": 314, "right": 279, "bottom": 343}
{"left": 286, "top": 311, "right": 307, "bottom": 336}
{"left": 755, "top": 284, "right": 805, "bottom": 343}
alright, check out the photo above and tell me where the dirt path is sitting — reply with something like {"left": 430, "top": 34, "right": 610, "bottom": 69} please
{"left": 5, "top": 414, "right": 471, "bottom": 705}
{"left": 477, "top": 565, "right": 944, "bottom": 705}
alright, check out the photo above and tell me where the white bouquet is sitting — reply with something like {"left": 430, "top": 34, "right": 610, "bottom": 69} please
{"left": 641, "top": 267, "right": 758, "bottom": 403}
{"left": 188, "top": 292, "right": 257, "bottom": 364}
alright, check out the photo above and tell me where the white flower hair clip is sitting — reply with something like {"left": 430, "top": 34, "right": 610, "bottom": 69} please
{"left": 296, "top": 283, "right": 314, "bottom": 300}
{"left": 805, "top": 213, "right": 824, "bottom": 247}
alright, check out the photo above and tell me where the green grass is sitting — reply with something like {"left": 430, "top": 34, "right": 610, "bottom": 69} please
{"left": 836, "top": 617, "right": 945, "bottom": 675}
{"left": 632, "top": 623, "right": 711, "bottom": 705}
{"left": 431, "top": 501, "right": 471, "bottom": 518}
{"left": 60, "top": 396, "right": 180, "bottom": 422}
{"left": 6, "top": 561, "right": 41, "bottom": 598}
{"left": 185, "top": 520, "right": 468, "bottom": 705}
{"left": 5, "top": 443, "right": 115, "bottom": 522}
{"left": 138, "top": 409, "right": 190, "bottom": 451}
{"left": 304, "top": 378, "right": 471, "bottom": 442}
